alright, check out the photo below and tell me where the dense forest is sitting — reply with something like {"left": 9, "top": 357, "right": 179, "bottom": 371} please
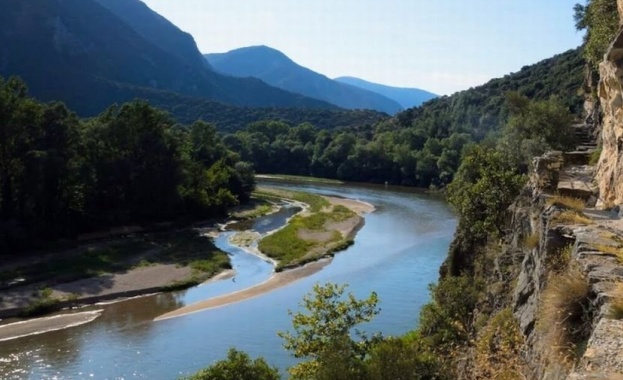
{"left": 123, "top": 84, "right": 389, "bottom": 132}
{"left": 0, "top": 76, "right": 255, "bottom": 253}
{"left": 222, "top": 48, "right": 584, "bottom": 188}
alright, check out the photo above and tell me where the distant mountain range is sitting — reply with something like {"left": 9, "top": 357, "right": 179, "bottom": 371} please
{"left": 334, "top": 76, "right": 437, "bottom": 109}
{"left": 0, "top": 0, "right": 435, "bottom": 128}
{"left": 0, "top": 0, "right": 336, "bottom": 116}
{"left": 205, "top": 46, "right": 405, "bottom": 115}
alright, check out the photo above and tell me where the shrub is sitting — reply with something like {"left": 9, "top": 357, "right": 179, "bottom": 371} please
{"left": 418, "top": 276, "right": 482, "bottom": 347}
{"left": 365, "top": 335, "right": 448, "bottom": 380}
{"left": 184, "top": 348, "right": 280, "bottom": 380}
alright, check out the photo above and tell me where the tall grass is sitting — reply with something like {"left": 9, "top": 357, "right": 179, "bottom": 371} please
{"left": 552, "top": 211, "right": 592, "bottom": 225}
{"left": 609, "top": 283, "right": 623, "bottom": 320}
{"left": 547, "top": 195, "right": 586, "bottom": 212}
{"left": 539, "top": 266, "right": 593, "bottom": 363}
{"left": 523, "top": 232, "right": 540, "bottom": 250}
{"left": 590, "top": 243, "right": 623, "bottom": 264}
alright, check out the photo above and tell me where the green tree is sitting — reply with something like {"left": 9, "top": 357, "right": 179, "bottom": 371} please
{"left": 575, "top": 0, "right": 619, "bottom": 69}
{"left": 364, "top": 335, "right": 446, "bottom": 380}
{"left": 506, "top": 95, "right": 576, "bottom": 151}
{"left": 184, "top": 348, "right": 280, "bottom": 380}
{"left": 279, "top": 283, "right": 380, "bottom": 380}
{"left": 447, "top": 144, "right": 526, "bottom": 241}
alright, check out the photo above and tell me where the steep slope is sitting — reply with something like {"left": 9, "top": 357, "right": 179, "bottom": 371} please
{"left": 205, "top": 46, "right": 403, "bottom": 114}
{"left": 335, "top": 76, "right": 437, "bottom": 109}
{"left": 93, "top": 0, "right": 211, "bottom": 71}
{"left": 0, "top": 0, "right": 335, "bottom": 116}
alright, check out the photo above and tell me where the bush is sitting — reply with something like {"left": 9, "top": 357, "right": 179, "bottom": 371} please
{"left": 575, "top": 0, "right": 620, "bottom": 69}
{"left": 447, "top": 145, "right": 526, "bottom": 241}
{"left": 365, "top": 335, "right": 448, "bottom": 380}
{"left": 184, "top": 348, "right": 280, "bottom": 380}
{"left": 418, "top": 276, "right": 482, "bottom": 347}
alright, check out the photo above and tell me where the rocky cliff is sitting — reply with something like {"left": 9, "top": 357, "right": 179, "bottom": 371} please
{"left": 438, "top": 5, "right": 623, "bottom": 378}
{"left": 510, "top": 150, "right": 623, "bottom": 379}
{"left": 596, "top": 0, "right": 623, "bottom": 207}
{"left": 452, "top": 134, "right": 623, "bottom": 379}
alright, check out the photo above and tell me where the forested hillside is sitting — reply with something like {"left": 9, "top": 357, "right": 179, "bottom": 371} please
{"left": 0, "top": 77, "right": 254, "bottom": 253}
{"left": 111, "top": 83, "right": 389, "bottom": 131}
{"left": 223, "top": 48, "right": 584, "bottom": 187}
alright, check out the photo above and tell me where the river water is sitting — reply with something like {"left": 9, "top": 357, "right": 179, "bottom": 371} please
{"left": 0, "top": 182, "right": 456, "bottom": 379}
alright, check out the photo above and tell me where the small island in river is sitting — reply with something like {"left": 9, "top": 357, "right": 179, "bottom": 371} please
{"left": 0, "top": 186, "right": 374, "bottom": 340}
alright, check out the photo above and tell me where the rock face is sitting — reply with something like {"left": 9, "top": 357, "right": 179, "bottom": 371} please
{"left": 502, "top": 152, "right": 623, "bottom": 379}
{"left": 596, "top": 3, "right": 623, "bottom": 206}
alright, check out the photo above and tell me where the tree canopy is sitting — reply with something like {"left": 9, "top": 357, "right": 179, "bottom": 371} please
{"left": 0, "top": 76, "right": 255, "bottom": 253}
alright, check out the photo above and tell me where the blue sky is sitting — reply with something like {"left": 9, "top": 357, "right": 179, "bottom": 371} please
{"left": 141, "top": 0, "right": 584, "bottom": 95}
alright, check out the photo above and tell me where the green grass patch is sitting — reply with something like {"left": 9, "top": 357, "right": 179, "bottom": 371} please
{"left": 21, "top": 288, "right": 61, "bottom": 317}
{"left": 258, "top": 194, "right": 356, "bottom": 268}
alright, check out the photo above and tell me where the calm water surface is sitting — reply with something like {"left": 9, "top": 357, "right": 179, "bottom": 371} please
{"left": 0, "top": 182, "right": 456, "bottom": 379}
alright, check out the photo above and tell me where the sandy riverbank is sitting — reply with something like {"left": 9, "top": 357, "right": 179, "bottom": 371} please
{"left": 155, "top": 196, "right": 375, "bottom": 320}
{"left": 0, "top": 193, "right": 374, "bottom": 338}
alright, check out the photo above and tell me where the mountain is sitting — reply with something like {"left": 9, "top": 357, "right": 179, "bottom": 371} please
{"left": 334, "top": 76, "right": 438, "bottom": 109}
{"left": 0, "top": 0, "right": 334, "bottom": 116}
{"left": 92, "top": 0, "right": 211, "bottom": 71}
{"left": 205, "top": 46, "right": 404, "bottom": 115}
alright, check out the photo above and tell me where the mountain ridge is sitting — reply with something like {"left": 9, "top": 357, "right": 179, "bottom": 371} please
{"left": 205, "top": 45, "right": 404, "bottom": 114}
{"left": 335, "top": 76, "right": 438, "bottom": 109}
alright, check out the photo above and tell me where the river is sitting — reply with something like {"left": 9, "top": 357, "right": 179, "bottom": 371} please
{"left": 0, "top": 182, "right": 456, "bottom": 379}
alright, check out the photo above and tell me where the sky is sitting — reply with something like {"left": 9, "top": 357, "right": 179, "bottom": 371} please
{"left": 140, "top": 0, "right": 585, "bottom": 95}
